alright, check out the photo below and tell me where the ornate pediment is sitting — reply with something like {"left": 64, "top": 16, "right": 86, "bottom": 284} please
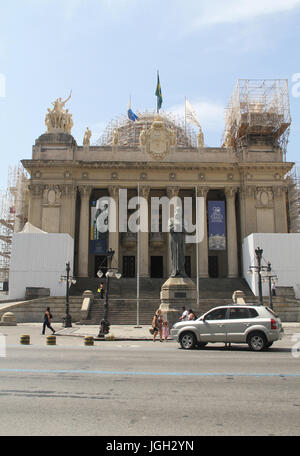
{"left": 139, "top": 115, "right": 176, "bottom": 160}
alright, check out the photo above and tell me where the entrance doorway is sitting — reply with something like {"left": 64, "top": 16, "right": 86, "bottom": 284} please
{"left": 94, "top": 255, "right": 107, "bottom": 277}
{"left": 123, "top": 256, "right": 136, "bottom": 277}
{"left": 151, "top": 256, "right": 164, "bottom": 278}
{"left": 208, "top": 256, "right": 219, "bottom": 278}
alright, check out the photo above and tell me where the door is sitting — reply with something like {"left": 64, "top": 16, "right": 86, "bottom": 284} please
{"left": 208, "top": 256, "right": 218, "bottom": 278}
{"left": 151, "top": 256, "right": 164, "bottom": 278}
{"left": 200, "top": 307, "right": 228, "bottom": 342}
{"left": 123, "top": 256, "right": 136, "bottom": 278}
{"left": 94, "top": 255, "right": 107, "bottom": 277}
{"left": 225, "top": 307, "right": 253, "bottom": 342}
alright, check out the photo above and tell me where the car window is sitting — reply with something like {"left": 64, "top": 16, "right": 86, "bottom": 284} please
{"left": 265, "top": 307, "right": 278, "bottom": 318}
{"left": 229, "top": 308, "right": 251, "bottom": 319}
{"left": 205, "top": 308, "right": 228, "bottom": 320}
{"left": 248, "top": 308, "right": 259, "bottom": 318}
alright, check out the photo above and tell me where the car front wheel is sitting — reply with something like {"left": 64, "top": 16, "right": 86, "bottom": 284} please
{"left": 247, "top": 332, "right": 267, "bottom": 351}
{"left": 180, "top": 332, "right": 197, "bottom": 350}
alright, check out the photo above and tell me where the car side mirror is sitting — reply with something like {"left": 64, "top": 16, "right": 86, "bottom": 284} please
{"left": 199, "top": 316, "right": 204, "bottom": 321}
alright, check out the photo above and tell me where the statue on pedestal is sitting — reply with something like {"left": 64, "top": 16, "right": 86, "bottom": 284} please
{"left": 168, "top": 206, "right": 186, "bottom": 278}
{"left": 197, "top": 126, "right": 204, "bottom": 148}
{"left": 83, "top": 127, "right": 92, "bottom": 146}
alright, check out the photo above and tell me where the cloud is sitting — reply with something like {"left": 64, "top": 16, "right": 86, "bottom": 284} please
{"left": 189, "top": 0, "right": 300, "bottom": 28}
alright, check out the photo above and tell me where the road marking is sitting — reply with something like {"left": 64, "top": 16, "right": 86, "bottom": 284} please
{"left": 0, "top": 369, "right": 299, "bottom": 378}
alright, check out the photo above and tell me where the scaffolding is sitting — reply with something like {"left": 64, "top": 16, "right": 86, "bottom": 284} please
{"left": 287, "top": 165, "right": 300, "bottom": 233}
{"left": 95, "top": 110, "right": 198, "bottom": 148}
{"left": 222, "top": 79, "right": 291, "bottom": 159}
{"left": 0, "top": 165, "right": 29, "bottom": 284}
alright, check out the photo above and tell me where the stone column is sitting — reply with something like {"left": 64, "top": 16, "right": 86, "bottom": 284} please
{"left": 108, "top": 186, "right": 119, "bottom": 269}
{"left": 273, "top": 185, "right": 288, "bottom": 233}
{"left": 28, "top": 184, "right": 44, "bottom": 229}
{"left": 139, "top": 186, "right": 150, "bottom": 278}
{"left": 225, "top": 187, "right": 239, "bottom": 278}
{"left": 60, "top": 184, "right": 77, "bottom": 238}
{"left": 78, "top": 185, "right": 92, "bottom": 277}
{"left": 197, "top": 187, "right": 209, "bottom": 278}
{"left": 166, "top": 186, "right": 180, "bottom": 277}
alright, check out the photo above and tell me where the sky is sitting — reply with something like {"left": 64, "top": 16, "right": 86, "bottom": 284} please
{"left": 0, "top": 0, "right": 300, "bottom": 189}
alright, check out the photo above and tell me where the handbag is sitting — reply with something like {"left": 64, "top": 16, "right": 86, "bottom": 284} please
{"left": 149, "top": 327, "right": 154, "bottom": 335}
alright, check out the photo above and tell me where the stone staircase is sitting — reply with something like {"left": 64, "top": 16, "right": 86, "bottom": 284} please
{"left": 1, "top": 280, "right": 299, "bottom": 324}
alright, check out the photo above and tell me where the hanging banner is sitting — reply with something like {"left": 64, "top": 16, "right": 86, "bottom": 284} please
{"left": 90, "top": 197, "right": 109, "bottom": 254}
{"left": 208, "top": 201, "right": 226, "bottom": 250}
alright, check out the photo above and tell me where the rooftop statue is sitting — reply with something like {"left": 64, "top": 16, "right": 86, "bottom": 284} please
{"left": 45, "top": 91, "right": 73, "bottom": 134}
{"left": 83, "top": 127, "right": 92, "bottom": 146}
{"left": 197, "top": 126, "right": 204, "bottom": 148}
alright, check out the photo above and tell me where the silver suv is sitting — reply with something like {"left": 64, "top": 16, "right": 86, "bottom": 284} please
{"left": 171, "top": 305, "right": 283, "bottom": 351}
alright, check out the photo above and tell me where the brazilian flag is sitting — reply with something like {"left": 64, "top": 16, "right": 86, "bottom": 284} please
{"left": 155, "top": 72, "right": 163, "bottom": 112}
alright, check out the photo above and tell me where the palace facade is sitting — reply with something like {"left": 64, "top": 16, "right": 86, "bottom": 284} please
{"left": 22, "top": 80, "right": 293, "bottom": 282}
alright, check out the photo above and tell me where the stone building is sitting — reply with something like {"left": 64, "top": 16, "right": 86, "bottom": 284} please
{"left": 22, "top": 79, "right": 293, "bottom": 285}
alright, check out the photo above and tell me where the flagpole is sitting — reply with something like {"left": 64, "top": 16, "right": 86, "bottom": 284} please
{"left": 195, "top": 185, "right": 199, "bottom": 309}
{"left": 135, "top": 182, "right": 141, "bottom": 328}
{"left": 185, "top": 97, "right": 187, "bottom": 134}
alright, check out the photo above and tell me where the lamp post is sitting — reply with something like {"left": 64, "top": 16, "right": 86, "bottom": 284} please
{"left": 60, "top": 262, "right": 76, "bottom": 328}
{"left": 261, "top": 262, "right": 278, "bottom": 310}
{"left": 247, "top": 247, "right": 264, "bottom": 306}
{"left": 97, "top": 249, "right": 122, "bottom": 338}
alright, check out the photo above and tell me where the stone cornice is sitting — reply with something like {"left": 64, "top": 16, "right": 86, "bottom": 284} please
{"left": 22, "top": 159, "right": 294, "bottom": 171}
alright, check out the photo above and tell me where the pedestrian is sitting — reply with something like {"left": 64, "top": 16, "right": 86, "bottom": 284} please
{"left": 179, "top": 306, "right": 189, "bottom": 321}
{"left": 97, "top": 283, "right": 105, "bottom": 299}
{"left": 163, "top": 320, "right": 170, "bottom": 341}
{"left": 42, "top": 307, "right": 55, "bottom": 335}
{"left": 152, "top": 309, "right": 163, "bottom": 342}
{"left": 188, "top": 309, "right": 197, "bottom": 320}
{"left": 271, "top": 281, "right": 276, "bottom": 296}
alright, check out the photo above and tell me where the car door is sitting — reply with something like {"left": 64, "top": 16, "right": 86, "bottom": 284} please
{"left": 224, "top": 307, "right": 252, "bottom": 342}
{"left": 201, "top": 307, "right": 229, "bottom": 342}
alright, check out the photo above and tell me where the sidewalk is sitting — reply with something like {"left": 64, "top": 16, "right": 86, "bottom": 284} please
{"left": 1, "top": 322, "right": 300, "bottom": 343}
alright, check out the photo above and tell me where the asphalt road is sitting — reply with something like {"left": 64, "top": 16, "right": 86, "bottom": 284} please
{"left": 0, "top": 332, "right": 300, "bottom": 437}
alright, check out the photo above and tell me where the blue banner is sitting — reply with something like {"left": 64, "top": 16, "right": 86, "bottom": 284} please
{"left": 90, "top": 198, "right": 108, "bottom": 254}
{"left": 208, "top": 201, "right": 226, "bottom": 250}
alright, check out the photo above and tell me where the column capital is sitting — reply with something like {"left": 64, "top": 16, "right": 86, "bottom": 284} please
{"left": 196, "top": 186, "right": 209, "bottom": 198}
{"left": 28, "top": 183, "right": 44, "bottom": 198}
{"left": 225, "top": 186, "right": 238, "bottom": 198}
{"left": 108, "top": 185, "right": 119, "bottom": 199}
{"left": 240, "top": 186, "right": 255, "bottom": 198}
{"left": 166, "top": 186, "right": 180, "bottom": 198}
{"left": 78, "top": 185, "right": 92, "bottom": 198}
{"left": 139, "top": 185, "right": 150, "bottom": 199}
{"left": 272, "top": 185, "right": 288, "bottom": 197}
{"left": 61, "top": 183, "right": 77, "bottom": 198}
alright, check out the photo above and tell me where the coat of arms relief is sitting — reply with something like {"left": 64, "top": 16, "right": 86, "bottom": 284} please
{"left": 139, "top": 115, "right": 176, "bottom": 160}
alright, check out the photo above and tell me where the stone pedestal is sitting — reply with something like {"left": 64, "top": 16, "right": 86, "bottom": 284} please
{"left": 160, "top": 277, "right": 197, "bottom": 327}
{"left": 0, "top": 312, "right": 17, "bottom": 326}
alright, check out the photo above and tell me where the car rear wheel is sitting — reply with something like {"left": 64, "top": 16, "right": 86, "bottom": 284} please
{"left": 247, "top": 332, "right": 267, "bottom": 351}
{"left": 180, "top": 332, "right": 197, "bottom": 350}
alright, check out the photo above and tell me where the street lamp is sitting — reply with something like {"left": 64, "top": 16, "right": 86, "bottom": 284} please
{"left": 59, "top": 262, "right": 76, "bottom": 328}
{"left": 248, "top": 247, "right": 264, "bottom": 306}
{"left": 97, "top": 248, "right": 122, "bottom": 338}
{"left": 261, "top": 262, "right": 278, "bottom": 310}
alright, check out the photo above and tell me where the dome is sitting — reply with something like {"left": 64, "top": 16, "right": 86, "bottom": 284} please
{"left": 95, "top": 111, "right": 197, "bottom": 148}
